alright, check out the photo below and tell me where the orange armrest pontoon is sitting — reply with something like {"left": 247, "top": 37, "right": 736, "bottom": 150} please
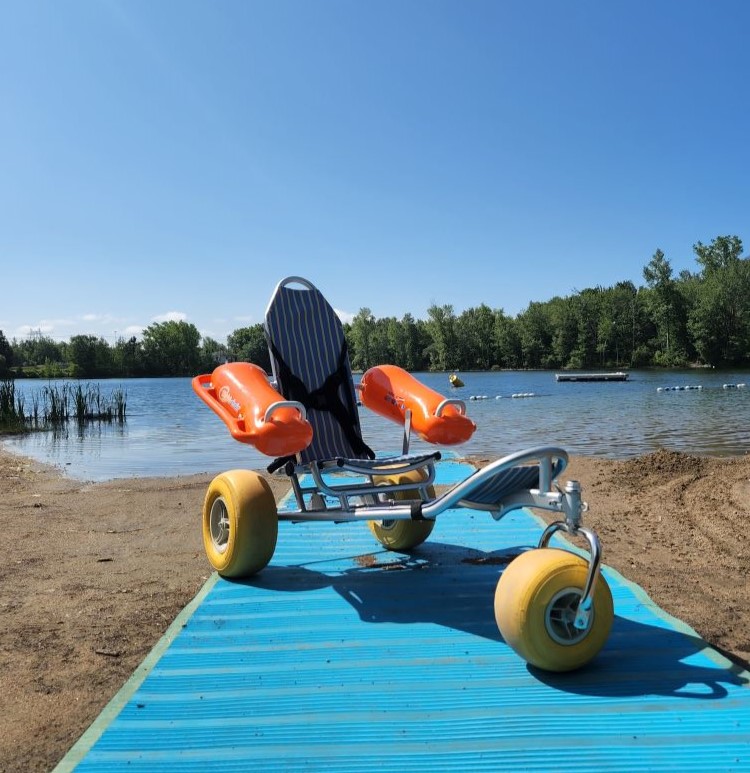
{"left": 192, "top": 362, "right": 313, "bottom": 457}
{"left": 359, "top": 365, "right": 476, "bottom": 446}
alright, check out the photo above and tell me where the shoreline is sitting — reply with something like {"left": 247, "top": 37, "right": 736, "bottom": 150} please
{"left": 2, "top": 446, "right": 750, "bottom": 772}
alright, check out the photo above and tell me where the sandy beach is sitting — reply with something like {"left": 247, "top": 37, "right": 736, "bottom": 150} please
{"left": 1, "top": 446, "right": 749, "bottom": 772}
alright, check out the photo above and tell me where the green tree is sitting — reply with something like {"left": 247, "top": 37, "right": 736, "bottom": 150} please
{"left": 493, "top": 312, "right": 521, "bottom": 368}
{"left": 142, "top": 321, "right": 201, "bottom": 376}
{"left": 606, "top": 281, "right": 640, "bottom": 367}
{"left": 642, "top": 249, "right": 689, "bottom": 364}
{"left": 112, "top": 336, "right": 144, "bottom": 377}
{"left": 200, "top": 337, "right": 228, "bottom": 372}
{"left": 368, "top": 318, "right": 393, "bottom": 366}
{"left": 383, "top": 317, "right": 407, "bottom": 368}
{"left": 456, "top": 305, "right": 496, "bottom": 370}
{"left": 349, "top": 308, "right": 376, "bottom": 371}
{"left": 693, "top": 235, "right": 743, "bottom": 274}
{"left": 689, "top": 256, "right": 750, "bottom": 365}
{"left": 0, "top": 330, "right": 12, "bottom": 374}
{"left": 573, "top": 288, "right": 606, "bottom": 369}
{"left": 226, "top": 325, "right": 271, "bottom": 371}
{"left": 399, "top": 313, "right": 423, "bottom": 371}
{"left": 516, "top": 302, "right": 553, "bottom": 368}
{"left": 68, "top": 335, "right": 112, "bottom": 378}
{"left": 13, "top": 335, "right": 64, "bottom": 368}
{"left": 546, "top": 297, "right": 578, "bottom": 368}
{"left": 425, "top": 304, "right": 457, "bottom": 371}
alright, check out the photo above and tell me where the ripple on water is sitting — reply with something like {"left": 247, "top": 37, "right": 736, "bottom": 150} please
{"left": 3, "top": 371, "right": 750, "bottom": 480}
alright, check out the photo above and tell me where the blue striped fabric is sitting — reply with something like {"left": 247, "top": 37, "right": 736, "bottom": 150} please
{"left": 264, "top": 280, "right": 368, "bottom": 464}
{"left": 461, "top": 459, "right": 565, "bottom": 507}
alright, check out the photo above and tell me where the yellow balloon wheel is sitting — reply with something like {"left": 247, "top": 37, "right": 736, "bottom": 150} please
{"left": 494, "top": 547, "right": 613, "bottom": 672}
{"left": 368, "top": 468, "right": 436, "bottom": 550}
{"left": 202, "top": 470, "right": 278, "bottom": 578}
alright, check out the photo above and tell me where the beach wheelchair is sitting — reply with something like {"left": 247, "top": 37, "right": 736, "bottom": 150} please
{"left": 192, "top": 276, "right": 613, "bottom": 672}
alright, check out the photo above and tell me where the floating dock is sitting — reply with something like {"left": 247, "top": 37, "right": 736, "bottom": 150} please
{"left": 556, "top": 372, "right": 630, "bottom": 382}
{"left": 56, "top": 458, "right": 750, "bottom": 772}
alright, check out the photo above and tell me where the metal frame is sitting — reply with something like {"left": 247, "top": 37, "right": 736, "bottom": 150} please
{"left": 273, "top": 445, "right": 601, "bottom": 633}
{"left": 260, "top": 277, "right": 601, "bottom": 636}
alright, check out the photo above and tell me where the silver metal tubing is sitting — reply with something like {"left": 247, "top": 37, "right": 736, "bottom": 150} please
{"left": 419, "top": 446, "right": 568, "bottom": 520}
{"left": 539, "top": 522, "right": 602, "bottom": 631}
{"left": 435, "top": 398, "right": 467, "bottom": 416}
{"left": 289, "top": 473, "right": 307, "bottom": 511}
{"left": 275, "top": 446, "right": 570, "bottom": 524}
{"left": 321, "top": 457, "right": 438, "bottom": 479}
{"left": 562, "top": 479, "right": 584, "bottom": 529}
{"left": 278, "top": 446, "right": 568, "bottom": 523}
{"left": 264, "top": 400, "right": 307, "bottom": 422}
{"left": 402, "top": 408, "right": 412, "bottom": 455}
{"left": 264, "top": 276, "right": 318, "bottom": 320}
{"left": 305, "top": 461, "right": 436, "bottom": 508}
{"left": 538, "top": 455, "right": 553, "bottom": 494}
{"left": 277, "top": 503, "right": 417, "bottom": 523}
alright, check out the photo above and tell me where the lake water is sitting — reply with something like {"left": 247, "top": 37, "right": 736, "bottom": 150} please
{"left": 3, "top": 369, "right": 750, "bottom": 481}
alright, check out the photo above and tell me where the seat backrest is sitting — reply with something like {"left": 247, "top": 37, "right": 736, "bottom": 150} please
{"left": 264, "top": 277, "right": 372, "bottom": 464}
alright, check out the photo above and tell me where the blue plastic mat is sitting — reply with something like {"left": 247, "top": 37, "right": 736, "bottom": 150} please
{"left": 56, "top": 459, "right": 750, "bottom": 772}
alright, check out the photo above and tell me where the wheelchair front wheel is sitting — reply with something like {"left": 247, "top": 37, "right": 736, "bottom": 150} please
{"left": 202, "top": 470, "right": 278, "bottom": 578}
{"left": 494, "top": 547, "right": 613, "bottom": 672}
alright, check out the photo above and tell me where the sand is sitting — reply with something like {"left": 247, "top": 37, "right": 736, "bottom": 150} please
{"left": 1, "top": 446, "right": 749, "bottom": 772}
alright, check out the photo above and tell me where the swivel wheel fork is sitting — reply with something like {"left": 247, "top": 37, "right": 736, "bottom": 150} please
{"left": 538, "top": 479, "right": 603, "bottom": 631}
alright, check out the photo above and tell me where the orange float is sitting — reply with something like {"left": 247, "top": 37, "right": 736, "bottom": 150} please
{"left": 359, "top": 365, "right": 476, "bottom": 446}
{"left": 192, "top": 363, "right": 313, "bottom": 457}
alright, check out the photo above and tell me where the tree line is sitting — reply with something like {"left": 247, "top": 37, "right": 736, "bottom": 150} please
{"left": 1, "top": 235, "right": 748, "bottom": 379}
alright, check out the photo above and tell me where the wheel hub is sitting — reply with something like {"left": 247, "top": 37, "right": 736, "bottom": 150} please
{"left": 209, "top": 496, "right": 230, "bottom": 553}
{"left": 545, "top": 587, "right": 592, "bottom": 645}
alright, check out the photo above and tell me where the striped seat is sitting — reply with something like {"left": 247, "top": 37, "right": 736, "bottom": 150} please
{"left": 458, "top": 459, "right": 564, "bottom": 509}
{"left": 265, "top": 277, "right": 367, "bottom": 466}
{"left": 264, "top": 277, "right": 436, "bottom": 473}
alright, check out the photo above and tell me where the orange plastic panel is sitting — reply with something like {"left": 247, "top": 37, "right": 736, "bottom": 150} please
{"left": 359, "top": 365, "right": 476, "bottom": 446}
{"left": 192, "top": 363, "right": 313, "bottom": 457}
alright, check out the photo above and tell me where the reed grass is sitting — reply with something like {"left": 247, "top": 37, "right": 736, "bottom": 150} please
{"left": 0, "top": 379, "right": 25, "bottom": 431}
{"left": 0, "top": 378, "right": 127, "bottom": 432}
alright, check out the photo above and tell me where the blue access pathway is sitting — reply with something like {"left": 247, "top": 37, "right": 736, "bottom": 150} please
{"left": 56, "top": 458, "right": 750, "bottom": 772}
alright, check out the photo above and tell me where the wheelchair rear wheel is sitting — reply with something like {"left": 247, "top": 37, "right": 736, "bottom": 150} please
{"left": 368, "top": 469, "right": 436, "bottom": 550}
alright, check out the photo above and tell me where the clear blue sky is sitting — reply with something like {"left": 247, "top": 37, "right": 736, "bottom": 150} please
{"left": 1, "top": 0, "right": 748, "bottom": 344}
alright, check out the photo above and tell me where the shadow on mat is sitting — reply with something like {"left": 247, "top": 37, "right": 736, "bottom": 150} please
{"left": 241, "top": 540, "right": 748, "bottom": 700}
{"left": 533, "top": 614, "right": 748, "bottom": 699}
{"left": 244, "top": 541, "right": 515, "bottom": 643}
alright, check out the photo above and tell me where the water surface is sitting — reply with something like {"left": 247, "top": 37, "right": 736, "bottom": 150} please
{"left": 3, "top": 370, "right": 749, "bottom": 481}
